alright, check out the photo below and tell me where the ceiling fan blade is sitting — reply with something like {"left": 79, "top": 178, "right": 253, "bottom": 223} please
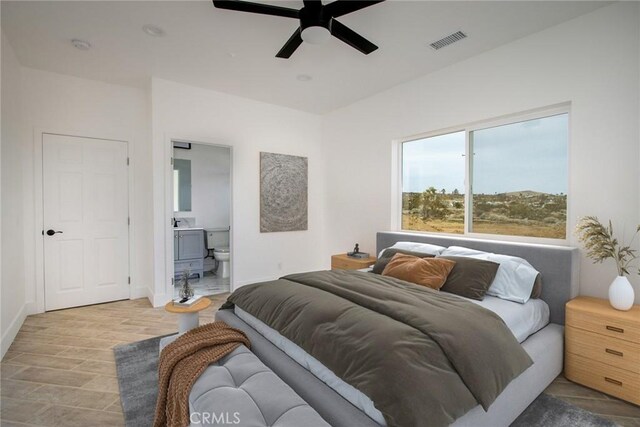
{"left": 324, "top": 0, "right": 385, "bottom": 18}
{"left": 276, "top": 28, "right": 303, "bottom": 58}
{"left": 303, "top": 0, "right": 322, "bottom": 7}
{"left": 330, "top": 19, "right": 378, "bottom": 55}
{"left": 212, "top": 0, "right": 299, "bottom": 19}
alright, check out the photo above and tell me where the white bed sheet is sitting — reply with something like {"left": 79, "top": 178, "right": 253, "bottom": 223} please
{"left": 465, "top": 295, "right": 549, "bottom": 343}
{"left": 234, "top": 292, "right": 550, "bottom": 426}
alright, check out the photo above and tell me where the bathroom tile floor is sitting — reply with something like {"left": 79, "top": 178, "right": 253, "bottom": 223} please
{"left": 173, "top": 271, "right": 230, "bottom": 298}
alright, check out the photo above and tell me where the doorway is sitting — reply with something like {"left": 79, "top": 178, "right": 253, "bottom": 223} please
{"left": 42, "top": 134, "right": 130, "bottom": 311}
{"left": 171, "top": 141, "right": 232, "bottom": 297}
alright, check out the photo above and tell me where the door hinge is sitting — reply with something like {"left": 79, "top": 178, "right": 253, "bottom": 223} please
{"left": 128, "top": 276, "right": 131, "bottom": 285}
{"left": 127, "top": 157, "right": 130, "bottom": 166}
{"left": 127, "top": 217, "right": 130, "bottom": 226}
{"left": 171, "top": 277, "right": 175, "bottom": 287}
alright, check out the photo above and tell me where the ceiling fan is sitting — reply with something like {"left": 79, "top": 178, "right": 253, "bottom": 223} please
{"left": 212, "top": 0, "right": 385, "bottom": 58}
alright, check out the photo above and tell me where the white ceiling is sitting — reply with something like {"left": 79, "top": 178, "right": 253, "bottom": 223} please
{"left": 2, "top": 1, "right": 609, "bottom": 114}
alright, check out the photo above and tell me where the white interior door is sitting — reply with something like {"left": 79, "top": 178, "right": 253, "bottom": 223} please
{"left": 43, "top": 134, "right": 129, "bottom": 311}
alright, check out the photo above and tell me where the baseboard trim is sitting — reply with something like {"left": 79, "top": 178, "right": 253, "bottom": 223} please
{"left": 1, "top": 304, "right": 27, "bottom": 359}
{"left": 152, "top": 292, "right": 171, "bottom": 308}
{"left": 129, "top": 286, "right": 149, "bottom": 300}
{"left": 25, "top": 300, "right": 39, "bottom": 315}
{"left": 147, "top": 286, "right": 154, "bottom": 305}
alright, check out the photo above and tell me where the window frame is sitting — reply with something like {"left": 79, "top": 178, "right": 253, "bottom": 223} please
{"left": 397, "top": 104, "right": 571, "bottom": 245}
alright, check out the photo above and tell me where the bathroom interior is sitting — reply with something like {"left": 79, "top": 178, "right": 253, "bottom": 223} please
{"left": 172, "top": 141, "right": 231, "bottom": 297}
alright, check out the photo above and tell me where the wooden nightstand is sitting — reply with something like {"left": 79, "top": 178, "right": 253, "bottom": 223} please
{"left": 331, "top": 253, "right": 377, "bottom": 270}
{"left": 565, "top": 296, "right": 640, "bottom": 405}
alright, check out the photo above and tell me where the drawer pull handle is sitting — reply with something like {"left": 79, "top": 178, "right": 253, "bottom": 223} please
{"left": 605, "top": 348, "right": 623, "bottom": 357}
{"left": 604, "top": 377, "right": 623, "bottom": 386}
{"left": 606, "top": 325, "right": 624, "bottom": 333}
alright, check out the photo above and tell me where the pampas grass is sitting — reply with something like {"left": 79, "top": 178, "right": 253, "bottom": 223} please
{"left": 575, "top": 216, "right": 640, "bottom": 276}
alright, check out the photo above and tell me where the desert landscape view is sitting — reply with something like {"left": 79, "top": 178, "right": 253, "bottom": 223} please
{"left": 402, "top": 187, "right": 567, "bottom": 239}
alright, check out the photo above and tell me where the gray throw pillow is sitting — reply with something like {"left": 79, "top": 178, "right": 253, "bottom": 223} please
{"left": 530, "top": 274, "right": 542, "bottom": 299}
{"left": 437, "top": 255, "right": 500, "bottom": 300}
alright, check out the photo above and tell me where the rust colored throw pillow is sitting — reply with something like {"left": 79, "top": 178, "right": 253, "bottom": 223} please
{"left": 371, "top": 248, "right": 435, "bottom": 275}
{"left": 381, "top": 253, "right": 456, "bottom": 290}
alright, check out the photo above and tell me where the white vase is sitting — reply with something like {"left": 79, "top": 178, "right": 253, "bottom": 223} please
{"left": 608, "top": 276, "right": 635, "bottom": 311}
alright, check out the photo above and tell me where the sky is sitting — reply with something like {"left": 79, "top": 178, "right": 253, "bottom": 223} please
{"left": 402, "top": 114, "right": 568, "bottom": 194}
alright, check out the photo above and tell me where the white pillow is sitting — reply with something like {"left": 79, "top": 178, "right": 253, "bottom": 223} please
{"left": 440, "top": 246, "right": 491, "bottom": 259}
{"left": 378, "top": 241, "right": 446, "bottom": 258}
{"left": 440, "top": 246, "right": 538, "bottom": 304}
{"left": 485, "top": 254, "right": 538, "bottom": 304}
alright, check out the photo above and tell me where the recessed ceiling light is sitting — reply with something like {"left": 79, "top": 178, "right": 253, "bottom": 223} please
{"left": 297, "top": 74, "right": 312, "bottom": 82}
{"left": 142, "top": 24, "right": 165, "bottom": 37}
{"left": 71, "top": 39, "right": 91, "bottom": 50}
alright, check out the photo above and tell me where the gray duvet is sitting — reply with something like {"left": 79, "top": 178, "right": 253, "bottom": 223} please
{"left": 221, "top": 270, "right": 532, "bottom": 427}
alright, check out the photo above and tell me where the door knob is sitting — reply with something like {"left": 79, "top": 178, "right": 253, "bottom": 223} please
{"left": 46, "top": 229, "right": 63, "bottom": 236}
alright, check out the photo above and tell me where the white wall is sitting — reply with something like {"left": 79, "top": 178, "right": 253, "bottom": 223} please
{"left": 1, "top": 3, "right": 638, "bottom": 350}
{"left": 174, "top": 143, "right": 231, "bottom": 229}
{"left": 322, "top": 2, "right": 640, "bottom": 303}
{"left": 151, "top": 78, "right": 325, "bottom": 304}
{"left": 18, "top": 68, "right": 154, "bottom": 309}
{"left": 1, "top": 32, "right": 27, "bottom": 356}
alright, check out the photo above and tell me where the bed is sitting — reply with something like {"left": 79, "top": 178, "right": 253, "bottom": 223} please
{"left": 215, "top": 232, "right": 580, "bottom": 426}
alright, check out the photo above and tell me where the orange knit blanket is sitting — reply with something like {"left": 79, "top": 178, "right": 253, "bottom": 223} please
{"left": 153, "top": 321, "right": 250, "bottom": 427}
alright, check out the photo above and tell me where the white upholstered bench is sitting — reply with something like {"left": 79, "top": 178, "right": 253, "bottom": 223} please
{"left": 159, "top": 337, "right": 330, "bottom": 427}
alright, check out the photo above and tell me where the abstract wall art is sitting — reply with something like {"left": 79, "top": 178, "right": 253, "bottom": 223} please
{"left": 260, "top": 152, "right": 308, "bottom": 232}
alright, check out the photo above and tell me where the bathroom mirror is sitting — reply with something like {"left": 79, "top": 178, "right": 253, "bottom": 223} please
{"left": 173, "top": 159, "right": 192, "bottom": 212}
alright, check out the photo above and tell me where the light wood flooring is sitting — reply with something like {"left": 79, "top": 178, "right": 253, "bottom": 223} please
{"left": 0, "top": 295, "right": 227, "bottom": 426}
{"left": 1, "top": 296, "right": 639, "bottom": 426}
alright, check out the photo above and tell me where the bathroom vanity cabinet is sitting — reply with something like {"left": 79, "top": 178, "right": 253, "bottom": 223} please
{"left": 174, "top": 229, "right": 204, "bottom": 278}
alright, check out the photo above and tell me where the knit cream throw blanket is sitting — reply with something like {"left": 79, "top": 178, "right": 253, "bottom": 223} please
{"left": 153, "top": 321, "right": 250, "bottom": 427}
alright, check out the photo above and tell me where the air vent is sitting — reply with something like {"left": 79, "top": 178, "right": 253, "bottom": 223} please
{"left": 430, "top": 31, "right": 467, "bottom": 50}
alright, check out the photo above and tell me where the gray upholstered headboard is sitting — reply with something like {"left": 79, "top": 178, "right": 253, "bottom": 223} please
{"left": 376, "top": 231, "right": 580, "bottom": 325}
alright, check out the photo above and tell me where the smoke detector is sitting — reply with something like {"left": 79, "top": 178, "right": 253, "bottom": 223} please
{"left": 142, "top": 24, "right": 165, "bottom": 37}
{"left": 71, "top": 39, "right": 91, "bottom": 50}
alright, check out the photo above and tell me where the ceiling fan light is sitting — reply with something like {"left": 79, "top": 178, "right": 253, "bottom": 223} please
{"left": 301, "top": 26, "right": 331, "bottom": 45}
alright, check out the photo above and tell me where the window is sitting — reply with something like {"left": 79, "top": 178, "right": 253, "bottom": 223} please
{"left": 402, "top": 132, "right": 465, "bottom": 233}
{"left": 400, "top": 110, "right": 568, "bottom": 240}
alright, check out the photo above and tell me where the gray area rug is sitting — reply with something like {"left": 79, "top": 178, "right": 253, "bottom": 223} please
{"left": 115, "top": 336, "right": 616, "bottom": 427}
{"left": 512, "top": 393, "right": 616, "bottom": 427}
{"left": 114, "top": 335, "right": 166, "bottom": 427}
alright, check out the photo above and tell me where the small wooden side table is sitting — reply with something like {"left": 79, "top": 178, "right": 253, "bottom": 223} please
{"left": 165, "top": 298, "right": 212, "bottom": 333}
{"left": 331, "top": 253, "right": 377, "bottom": 270}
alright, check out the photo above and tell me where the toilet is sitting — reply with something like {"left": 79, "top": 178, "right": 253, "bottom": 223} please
{"left": 206, "top": 228, "right": 231, "bottom": 279}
